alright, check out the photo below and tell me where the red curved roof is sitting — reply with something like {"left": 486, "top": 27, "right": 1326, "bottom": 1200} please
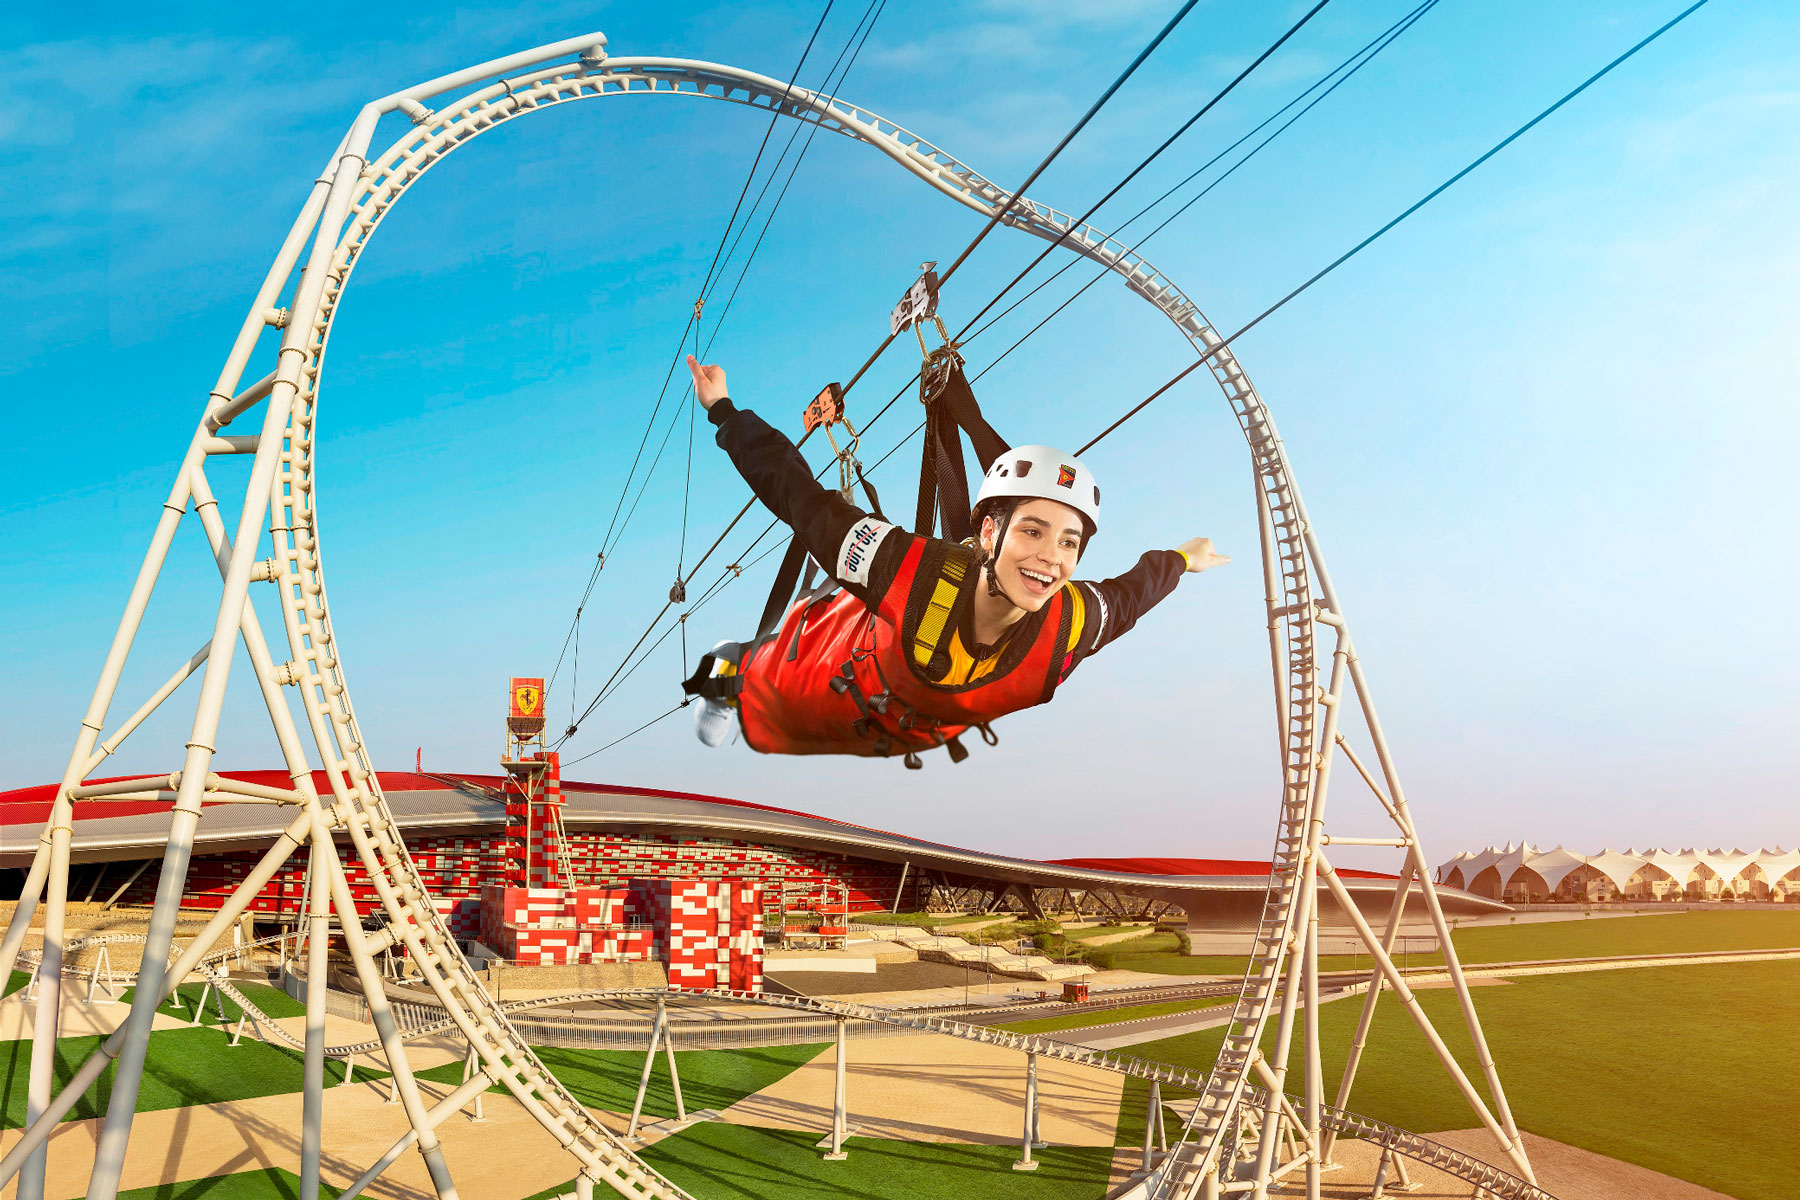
{"left": 3, "top": 774, "right": 1395, "bottom": 884}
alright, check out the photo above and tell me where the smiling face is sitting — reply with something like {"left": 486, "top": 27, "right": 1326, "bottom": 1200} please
{"left": 980, "top": 497, "right": 1086, "bottom": 612}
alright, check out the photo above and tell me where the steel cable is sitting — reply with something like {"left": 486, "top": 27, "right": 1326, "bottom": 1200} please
{"left": 959, "top": 0, "right": 1442, "bottom": 365}
{"left": 969, "top": 0, "right": 1443, "bottom": 389}
{"left": 566, "top": 0, "right": 1691, "bottom": 752}
{"left": 641, "top": 0, "right": 1691, "bottom": 700}
{"left": 558, "top": 0, "right": 1201, "bottom": 744}
{"left": 551, "top": 0, "right": 846, "bottom": 695}
{"left": 1077, "top": 0, "right": 1713, "bottom": 456}
{"left": 944, "top": 0, "right": 1335, "bottom": 346}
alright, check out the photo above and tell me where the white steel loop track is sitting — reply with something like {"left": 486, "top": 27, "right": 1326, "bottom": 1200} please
{"left": 256, "top": 46, "right": 1333, "bottom": 1198}
{"left": 6, "top": 32, "right": 1535, "bottom": 1200}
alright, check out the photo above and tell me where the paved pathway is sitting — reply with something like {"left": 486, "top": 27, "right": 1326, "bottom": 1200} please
{"left": 1061, "top": 988, "right": 1365, "bottom": 1051}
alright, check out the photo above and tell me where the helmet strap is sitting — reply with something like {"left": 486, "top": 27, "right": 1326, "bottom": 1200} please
{"left": 981, "top": 508, "right": 1021, "bottom": 608}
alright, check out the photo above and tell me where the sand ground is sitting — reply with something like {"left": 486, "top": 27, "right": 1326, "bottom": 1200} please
{"left": 0, "top": 997, "right": 1729, "bottom": 1200}
{"left": 719, "top": 1032, "right": 1122, "bottom": 1147}
{"left": 0, "top": 989, "right": 186, "bottom": 1040}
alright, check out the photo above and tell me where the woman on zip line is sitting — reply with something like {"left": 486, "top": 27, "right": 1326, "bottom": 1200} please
{"left": 682, "top": 354, "right": 1228, "bottom": 767}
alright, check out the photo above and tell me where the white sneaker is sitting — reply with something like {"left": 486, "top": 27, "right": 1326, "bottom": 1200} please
{"left": 693, "top": 641, "right": 743, "bottom": 748}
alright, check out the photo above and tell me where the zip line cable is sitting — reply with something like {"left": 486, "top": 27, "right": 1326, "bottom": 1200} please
{"left": 566, "top": 0, "right": 1684, "bottom": 760}
{"left": 699, "top": 0, "right": 887, "bottom": 318}
{"left": 928, "top": 0, "right": 1206, "bottom": 297}
{"left": 561, "top": 701, "right": 693, "bottom": 769}
{"left": 549, "top": 0, "right": 842, "bottom": 695}
{"left": 556, "top": 0, "right": 1205, "bottom": 745}
{"left": 693, "top": 0, "right": 837, "bottom": 304}
{"left": 969, "top": 0, "right": 1442, "bottom": 389}
{"left": 1076, "top": 0, "right": 1713, "bottom": 456}
{"left": 803, "top": 0, "right": 1405, "bottom": 483}
{"left": 674, "top": 0, "right": 888, "bottom": 581}
{"left": 959, "top": 0, "right": 1441, "bottom": 363}
{"left": 945, "top": 0, "right": 1334, "bottom": 346}
{"left": 621, "top": 0, "right": 1693, "bottom": 725}
{"left": 839, "top": 0, "right": 1436, "bottom": 461}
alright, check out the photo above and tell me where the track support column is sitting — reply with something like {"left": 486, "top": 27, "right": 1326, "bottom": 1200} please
{"left": 1013, "top": 1051, "right": 1040, "bottom": 1171}
{"left": 1135, "top": 1078, "right": 1163, "bottom": 1176}
{"left": 628, "top": 997, "right": 669, "bottom": 1139}
{"left": 301, "top": 838, "right": 330, "bottom": 1199}
{"left": 823, "top": 1015, "right": 849, "bottom": 1160}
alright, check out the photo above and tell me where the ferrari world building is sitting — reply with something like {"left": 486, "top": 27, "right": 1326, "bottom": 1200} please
{"left": 1, "top": 768, "right": 1503, "bottom": 968}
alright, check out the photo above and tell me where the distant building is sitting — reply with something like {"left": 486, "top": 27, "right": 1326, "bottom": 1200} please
{"left": 1437, "top": 844, "right": 1800, "bottom": 902}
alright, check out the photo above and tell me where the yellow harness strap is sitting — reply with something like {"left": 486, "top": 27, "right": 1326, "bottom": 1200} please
{"left": 1063, "top": 583, "right": 1087, "bottom": 657}
{"left": 911, "top": 556, "right": 1089, "bottom": 686}
{"left": 911, "top": 553, "right": 966, "bottom": 670}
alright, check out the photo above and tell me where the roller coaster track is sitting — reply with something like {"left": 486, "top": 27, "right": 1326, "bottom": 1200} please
{"left": 12, "top": 928, "right": 1548, "bottom": 1199}
{"left": 248, "top": 48, "right": 1332, "bottom": 1200}
{"left": 5, "top": 31, "right": 1539, "bottom": 1200}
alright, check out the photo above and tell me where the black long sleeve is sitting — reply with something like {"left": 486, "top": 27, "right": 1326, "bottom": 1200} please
{"left": 1074, "top": 550, "right": 1186, "bottom": 661}
{"left": 709, "top": 397, "right": 1186, "bottom": 651}
{"left": 708, "top": 399, "right": 902, "bottom": 603}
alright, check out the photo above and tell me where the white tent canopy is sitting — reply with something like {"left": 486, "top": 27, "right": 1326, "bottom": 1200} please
{"left": 1518, "top": 846, "right": 1589, "bottom": 891}
{"left": 1581, "top": 849, "right": 1645, "bottom": 891}
{"left": 1639, "top": 848, "right": 1701, "bottom": 888}
{"left": 1439, "top": 843, "right": 1800, "bottom": 897}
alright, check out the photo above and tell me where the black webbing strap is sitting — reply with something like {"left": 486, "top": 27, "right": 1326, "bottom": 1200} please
{"left": 756, "top": 538, "right": 811, "bottom": 640}
{"left": 915, "top": 357, "right": 1009, "bottom": 542}
{"left": 681, "top": 654, "right": 744, "bottom": 700}
{"left": 757, "top": 439, "right": 889, "bottom": 642}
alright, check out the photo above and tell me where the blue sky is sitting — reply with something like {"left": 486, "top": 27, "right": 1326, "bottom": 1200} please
{"left": 2, "top": 0, "right": 1795, "bottom": 867}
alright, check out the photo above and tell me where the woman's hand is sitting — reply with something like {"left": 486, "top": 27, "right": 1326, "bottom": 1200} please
{"left": 1177, "top": 536, "right": 1229, "bottom": 573}
{"left": 687, "top": 355, "right": 729, "bottom": 411}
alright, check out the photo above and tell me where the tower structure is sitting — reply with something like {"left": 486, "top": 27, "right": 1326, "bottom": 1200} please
{"left": 500, "top": 676, "right": 569, "bottom": 889}
{"left": 0, "top": 33, "right": 1550, "bottom": 1200}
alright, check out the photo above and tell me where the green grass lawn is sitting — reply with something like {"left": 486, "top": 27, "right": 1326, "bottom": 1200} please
{"left": 1063, "top": 924, "right": 1155, "bottom": 942}
{"left": 124, "top": 979, "right": 309, "bottom": 1027}
{"left": 1452, "top": 909, "right": 1800, "bottom": 962}
{"left": 1116, "top": 960, "right": 1798, "bottom": 1200}
{"left": 852, "top": 913, "right": 1016, "bottom": 929}
{"left": 525, "top": 1124, "right": 1114, "bottom": 1200}
{"left": 119, "top": 1168, "right": 337, "bottom": 1199}
{"left": 991, "top": 997, "right": 1229, "bottom": 1036}
{"left": 416, "top": 1041, "right": 826, "bottom": 1121}
{"left": 1, "top": 1021, "right": 374, "bottom": 1128}
{"left": 1097, "top": 910, "right": 1800, "bottom": 978}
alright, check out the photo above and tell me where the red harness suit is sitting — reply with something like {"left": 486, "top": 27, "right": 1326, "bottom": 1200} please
{"left": 733, "top": 534, "right": 1082, "bottom": 759}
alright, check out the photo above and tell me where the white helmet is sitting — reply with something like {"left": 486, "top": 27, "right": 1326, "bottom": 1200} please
{"left": 974, "top": 445, "right": 1101, "bottom": 535}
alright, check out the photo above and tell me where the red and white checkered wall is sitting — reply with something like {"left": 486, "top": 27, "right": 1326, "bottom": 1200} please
{"left": 475, "top": 879, "right": 761, "bottom": 990}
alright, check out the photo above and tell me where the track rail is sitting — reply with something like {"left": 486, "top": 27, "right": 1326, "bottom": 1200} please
{"left": 15, "top": 931, "right": 1547, "bottom": 1199}
{"left": 0, "top": 33, "right": 1532, "bottom": 1200}
{"left": 233, "top": 47, "right": 1327, "bottom": 1198}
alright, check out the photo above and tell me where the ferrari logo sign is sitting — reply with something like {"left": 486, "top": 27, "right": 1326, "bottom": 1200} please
{"left": 510, "top": 677, "right": 544, "bottom": 719}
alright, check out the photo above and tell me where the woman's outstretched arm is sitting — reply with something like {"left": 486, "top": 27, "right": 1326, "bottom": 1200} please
{"left": 691, "top": 356, "right": 903, "bottom": 598}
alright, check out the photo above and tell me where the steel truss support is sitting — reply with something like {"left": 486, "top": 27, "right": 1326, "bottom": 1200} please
{"left": 626, "top": 997, "right": 687, "bottom": 1140}
{"left": 12, "top": 29, "right": 1540, "bottom": 1200}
